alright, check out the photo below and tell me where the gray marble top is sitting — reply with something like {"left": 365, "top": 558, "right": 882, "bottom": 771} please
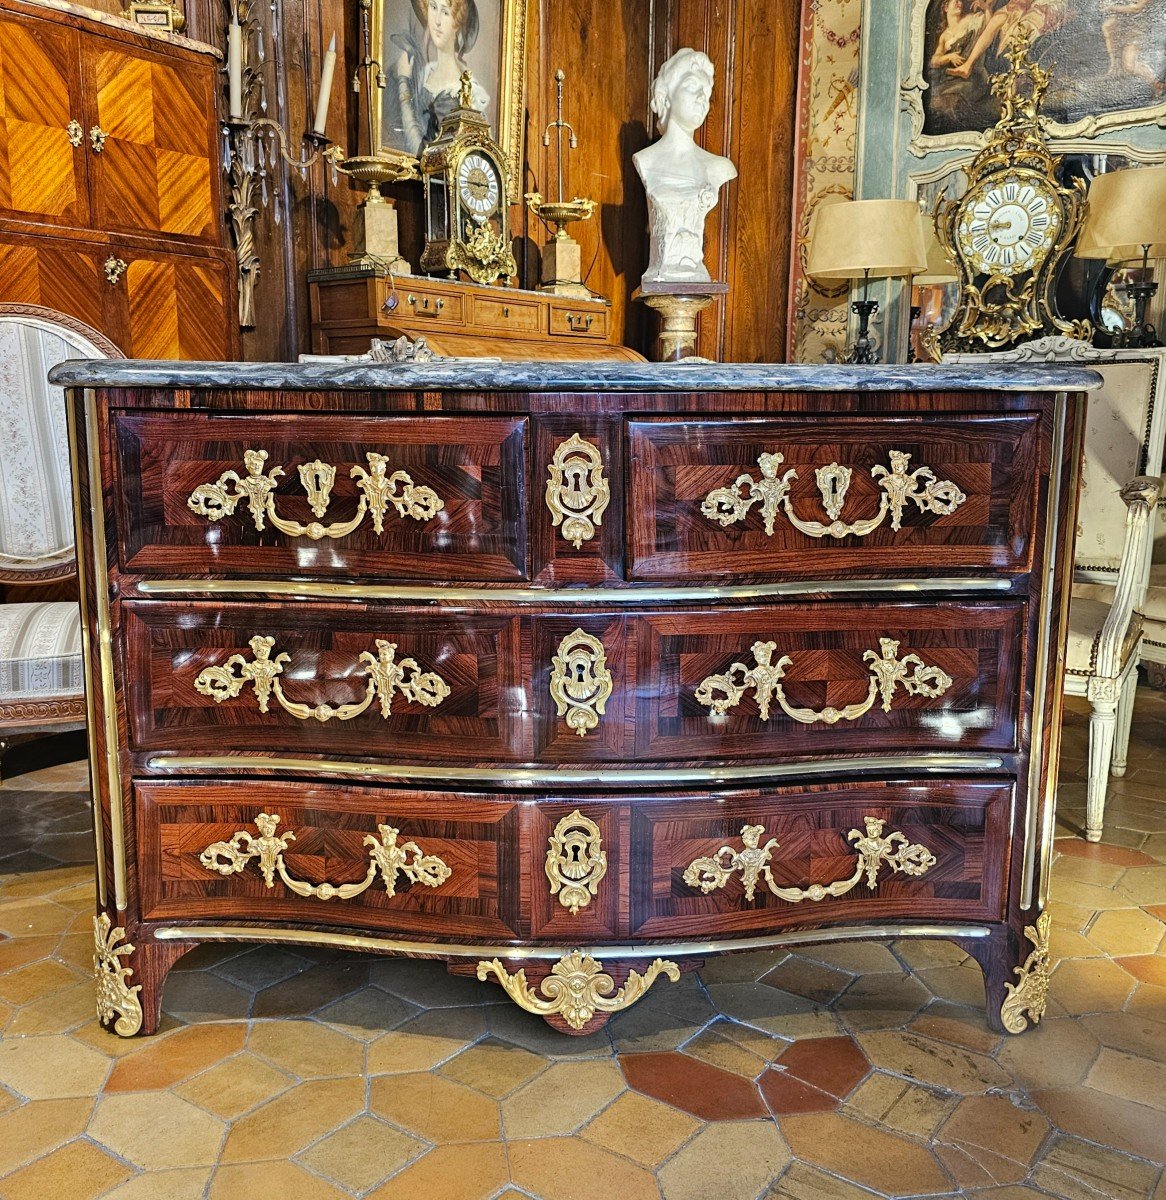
{"left": 49, "top": 359, "right": 1103, "bottom": 393}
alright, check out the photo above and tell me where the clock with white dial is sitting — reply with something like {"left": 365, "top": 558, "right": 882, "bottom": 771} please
{"left": 457, "top": 152, "right": 501, "bottom": 223}
{"left": 956, "top": 174, "right": 1061, "bottom": 277}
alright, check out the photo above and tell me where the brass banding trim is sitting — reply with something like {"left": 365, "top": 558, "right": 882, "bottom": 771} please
{"left": 85, "top": 389, "right": 127, "bottom": 911}
{"left": 134, "top": 577, "right": 1015, "bottom": 604}
{"left": 144, "top": 753, "right": 1007, "bottom": 787}
{"left": 67, "top": 395, "right": 106, "bottom": 909}
{"left": 153, "top": 922, "right": 993, "bottom": 958}
{"left": 1021, "top": 392, "right": 1066, "bottom": 911}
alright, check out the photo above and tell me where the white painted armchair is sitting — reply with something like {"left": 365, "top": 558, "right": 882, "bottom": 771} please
{"left": 0, "top": 305, "right": 121, "bottom": 776}
{"left": 947, "top": 339, "right": 1165, "bottom": 842}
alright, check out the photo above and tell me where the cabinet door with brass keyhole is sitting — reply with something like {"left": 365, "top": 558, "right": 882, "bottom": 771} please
{"left": 529, "top": 803, "right": 622, "bottom": 939}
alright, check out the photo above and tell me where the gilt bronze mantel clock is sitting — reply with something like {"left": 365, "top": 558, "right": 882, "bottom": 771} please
{"left": 930, "top": 32, "right": 1091, "bottom": 356}
{"left": 420, "top": 73, "right": 517, "bottom": 286}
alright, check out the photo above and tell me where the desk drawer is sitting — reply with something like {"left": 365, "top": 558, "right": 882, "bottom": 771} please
{"left": 135, "top": 779, "right": 522, "bottom": 938}
{"left": 471, "top": 294, "right": 541, "bottom": 334}
{"left": 549, "top": 304, "right": 608, "bottom": 339}
{"left": 628, "top": 778, "right": 1011, "bottom": 937}
{"left": 627, "top": 414, "right": 1040, "bottom": 579}
{"left": 114, "top": 410, "right": 528, "bottom": 580}
{"left": 402, "top": 285, "right": 464, "bottom": 325}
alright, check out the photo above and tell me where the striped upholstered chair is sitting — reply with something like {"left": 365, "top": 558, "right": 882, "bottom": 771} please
{"left": 0, "top": 306, "right": 122, "bottom": 776}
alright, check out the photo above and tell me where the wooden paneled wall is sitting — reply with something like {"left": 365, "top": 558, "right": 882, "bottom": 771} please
{"left": 222, "top": 0, "right": 797, "bottom": 362}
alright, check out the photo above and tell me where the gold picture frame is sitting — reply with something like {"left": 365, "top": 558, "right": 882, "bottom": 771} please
{"left": 122, "top": 2, "right": 185, "bottom": 33}
{"left": 368, "top": 0, "right": 528, "bottom": 200}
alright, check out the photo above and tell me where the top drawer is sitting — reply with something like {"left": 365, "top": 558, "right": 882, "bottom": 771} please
{"left": 113, "top": 411, "right": 528, "bottom": 581}
{"left": 627, "top": 415, "right": 1041, "bottom": 580}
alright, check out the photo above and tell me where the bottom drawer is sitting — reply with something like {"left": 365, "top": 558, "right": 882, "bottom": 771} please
{"left": 136, "top": 776, "right": 1011, "bottom": 945}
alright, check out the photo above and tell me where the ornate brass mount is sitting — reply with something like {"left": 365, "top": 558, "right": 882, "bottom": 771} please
{"left": 477, "top": 951, "right": 680, "bottom": 1031}
{"left": 550, "top": 629, "right": 613, "bottom": 738}
{"left": 200, "top": 812, "right": 452, "bottom": 901}
{"left": 104, "top": 257, "right": 127, "bottom": 286}
{"left": 546, "top": 434, "right": 610, "bottom": 548}
{"left": 187, "top": 448, "right": 444, "bottom": 541}
{"left": 701, "top": 449, "right": 966, "bottom": 540}
{"left": 193, "top": 635, "right": 450, "bottom": 724}
{"left": 695, "top": 637, "right": 952, "bottom": 726}
{"left": 1000, "top": 910, "right": 1051, "bottom": 1034}
{"left": 94, "top": 913, "right": 143, "bottom": 1037}
{"left": 683, "top": 816, "right": 937, "bottom": 904}
{"left": 546, "top": 810, "right": 607, "bottom": 914}
{"left": 67, "top": 119, "right": 84, "bottom": 148}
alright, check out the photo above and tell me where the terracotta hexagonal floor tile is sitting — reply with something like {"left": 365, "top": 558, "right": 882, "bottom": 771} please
{"left": 510, "top": 1136, "right": 660, "bottom": 1200}
{"left": 1049, "top": 958, "right": 1138, "bottom": 1016}
{"left": 174, "top": 1051, "right": 295, "bottom": 1120}
{"left": 5, "top": 980, "right": 95, "bottom": 1037}
{"left": 366, "top": 1142, "right": 509, "bottom": 1200}
{"left": 89, "top": 1092, "right": 226, "bottom": 1170}
{"left": 367, "top": 1007, "right": 492, "bottom": 1075}
{"left": 681, "top": 1019, "right": 782, "bottom": 1079}
{"left": 247, "top": 1018, "right": 365, "bottom": 1078}
{"left": 500, "top": 1059, "right": 626, "bottom": 1137}
{"left": 995, "top": 1015, "right": 1102, "bottom": 1091}
{"left": 0, "top": 959, "right": 82, "bottom": 1006}
{"left": 1080, "top": 1011, "right": 1166, "bottom": 1065}
{"left": 437, "top": 1036, "right": 548, "bottom": 1098}
{"left": 0, "top": 1098, "right": 93, "bottom": 1176}
{"left": 772, "top": 1035, "right": 869, "bottom": 1098}
{"left": 1116, "top": 954, "right": 1166, "bottom": 988}
{"left": 1088, "top": 910, "right": 1166, "bottom": 957}
{"left": 857, "top": 1030, "right": 1011, "bottom": 1094}
{"left": 371, "top": 1069, "right": 502, "bottom": 1141}
{"left": 105, "top": 1023, "right": 247, "bottom": 1092}
{"left": 1054, "top": 838, "right": 1157, "bottom": 867}
{"left": 1033, "top": 1086, "right": 1166, "bottom": 1163}
{"left": 757, "top": 1071, "right": 836, "bottom": 1116}
{"left": 845, "top": 1071, "right": 953, "bottom": 1140}
{"left": 1030, "top": 1133, "right": 1162, "bottom": 1200}
{"left": 580, "top": 1090, "right": 700, "bottom": 1167}
{"left": 766, "top": 1161, "right": 882, "bottom": 1199}
{"left": 1084, "top": 1047, "right": 1166, "bottom": 1112}
{"left": 780, "top": 1112, "right": 951, "bottom": 1196}
{"left": 219, "top": 1076, "right": 364, "bottom": 1163}
{"left": 936, "top": 1094, "right": 1050, "bottom": 1188}
{"left": 0, "top": 1031, "right": 111, "bottom": 1099}
{"left": 658, "top": 1120, "right": 791, "bottom": 1200}
{"left": 619, "top": 1050, "right": 767, "bottom": 1121}
{"left": 208, "top": 1160, "right": 350, "bottom": 1200}
{"left": 0, "top": 1138, "right": 133, "bottom": 1200}
{"left": 298, "top": 1113, "right": 427, "bottom": 1193}
{"left": 89, "top": 1168, "right": 213, "bottom": 1200}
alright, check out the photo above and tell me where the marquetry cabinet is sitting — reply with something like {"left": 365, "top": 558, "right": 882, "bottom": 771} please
{"left": 0, "top": 0, "right": 235, "bottom": 359}
{"left": 57, "top": 359, "right": 1095, "bottom": 1038}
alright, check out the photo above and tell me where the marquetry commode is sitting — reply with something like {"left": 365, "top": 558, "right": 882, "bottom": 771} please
{"left": 53, "top": 359, "right": 1097, "bottom": 1037}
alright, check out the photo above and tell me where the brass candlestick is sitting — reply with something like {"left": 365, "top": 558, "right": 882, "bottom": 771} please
{"left": 525, "top": 70, "right": 596, "bottom": 298}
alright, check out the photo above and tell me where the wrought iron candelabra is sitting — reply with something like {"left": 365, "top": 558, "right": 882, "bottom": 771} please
{"left": 223, "top": 0, "right": 344, "bottom": 327}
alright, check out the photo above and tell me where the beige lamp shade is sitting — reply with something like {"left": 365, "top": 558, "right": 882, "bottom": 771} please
{"left": 1075, "top": 166, "right": 1166, "bottom": 262}
{"left": 915, "top": 220, "right": 960, "bottom": 285}
{"left": 806, "top": 199, "right": 929, "bottom": 281}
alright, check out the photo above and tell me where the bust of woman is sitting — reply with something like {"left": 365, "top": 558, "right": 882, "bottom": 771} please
{"left": 634, "top": 48, "right": 737, "bottom": 287}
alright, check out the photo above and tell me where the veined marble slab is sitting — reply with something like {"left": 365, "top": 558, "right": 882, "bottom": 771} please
{"left": 50, "top": 359, "right": 1103, "bottom": 394}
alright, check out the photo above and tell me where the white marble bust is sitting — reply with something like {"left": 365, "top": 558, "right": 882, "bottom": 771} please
{"left": 634, "top": 48, "right": 737, "bottom": 288}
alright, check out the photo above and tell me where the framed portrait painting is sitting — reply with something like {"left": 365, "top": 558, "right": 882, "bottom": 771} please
{"left": 906, "top": 0, "right": 1166, "bottom": 149}
{"left": 371, "top": 0, "right": 528, "bottom": 196}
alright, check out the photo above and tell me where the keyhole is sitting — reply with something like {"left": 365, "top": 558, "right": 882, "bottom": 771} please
{"left": 573, "top": 663, "right": 587, "bottom": 684}
{"left": 568, "top": 846, "right": 582, "bottom": 864}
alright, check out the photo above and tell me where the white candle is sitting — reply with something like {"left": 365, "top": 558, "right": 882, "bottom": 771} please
{"left": 312, "top": 33, "right": 337, "bottom": 136}
{"left": 228, "top": 18, "right": 244, "bottom": 120}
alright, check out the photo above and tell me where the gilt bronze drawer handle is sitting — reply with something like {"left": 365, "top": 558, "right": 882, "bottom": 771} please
{"left": 695, "top": 636, "right": 952, "bottom": 726}
{"left": 550, "top": 629, "right": 612, "bottom": 738}
{"left": 701, "top": 449, "right": 966, "bottom": 540}
{"left": 683, "top": 816, "right": 937, "bottom": 904}
{"left": 187, "top": 448, "right": 444, "bottom": 541}
{"left": 546, "top": 810, "right": 607, "bottom": 914}
{"left": 546, "top": 433, "right": 610, "bottom": 548}
{"left": 193, "top": 635, "right": 450, "bottom": 723}
{"left": 199, "top": 812, "right": 452, "bottom": 901}
{"left": 477, "top": 951, "right": 679, "bottom": 1031}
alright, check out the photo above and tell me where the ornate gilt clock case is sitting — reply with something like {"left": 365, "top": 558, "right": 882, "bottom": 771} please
{"left": 419, "top": 75, "right": 517, "bottom": 286}
{"left": 932, "top": 34, "right": 1091, "bottom": 355}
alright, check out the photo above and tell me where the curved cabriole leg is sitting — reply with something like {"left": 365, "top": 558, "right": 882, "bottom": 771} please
{"left": 93, "top": 914, "right": 193, "bottom": 1037}
{"left": 474, "top": 952, "right": 685, "bottom": 1035}
{"left": 956, "top": 915, "right": 1051, "bottom": 1036}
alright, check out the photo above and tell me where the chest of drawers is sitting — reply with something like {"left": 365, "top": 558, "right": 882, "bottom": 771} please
{"left": 55, "top": 360, "right": 1096, "bottom": 1037}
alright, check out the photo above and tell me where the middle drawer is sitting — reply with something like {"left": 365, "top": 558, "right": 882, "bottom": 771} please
{"left": 125, "top": 598, "right": 1024, "bottom": 764}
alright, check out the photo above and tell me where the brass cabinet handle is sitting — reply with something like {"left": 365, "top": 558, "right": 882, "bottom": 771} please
{"left": 90, "top": 125, "right": 108, "bottom": 153}
{"left": 566, "top": 313, "right": 594, "bottom": 331}
{"left": 683, "top": 816, "right": 936, "bottom": 904}
{"left": 545, "top": 433, "right": 610, "bottom": 548}
{"left": 478, "top": 952, "right": 679, "bottom": 1031}
{"left": 549, "top": 629, "right": 612, "bottom": 738}
{"left": 200, "top": 812, "right": 452, "bottom": 901}
{"left": 193, "top": 634, "right": 450, "bottom": 723}
{"left": 701, "top": 449, "right": 967, "bottom": 540}
{"left": 546, "top": 809, "right": 607, "bottom": 913}
{"left": 104, "top": 257, "right": 127, "bottom": 285}
{"left": 67, "top": 119, "right": 84, "bottom": 148}
{"left": 187, "top": 448, "right": 444, "bottom": 540}
{"left": 695, "top": 636, "right": 952, "bottom": 726}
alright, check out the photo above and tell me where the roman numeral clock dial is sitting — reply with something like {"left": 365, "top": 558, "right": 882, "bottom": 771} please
{"left": 929, "top": 32, "right": 1091, "bottom": 354}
